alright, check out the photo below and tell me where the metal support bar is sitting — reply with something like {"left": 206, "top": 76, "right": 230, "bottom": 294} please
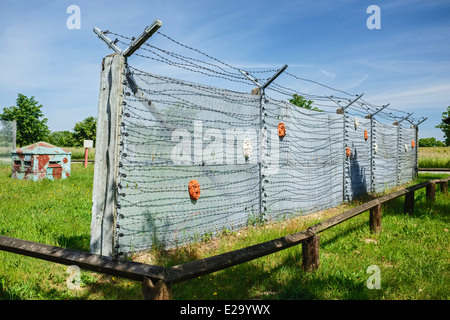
{"left": 93, "top": 27, "right": 123, "bottom": 54}
{"left": 416, "top": 117, "right": 428, "bottom": 126}
{"left": 123, "top": 20, "right": 162, "bottom": 57}
{"left": 343, "top": 94, "right": 364, "bottom": 110}
{"left": 370, "top": 103, "right": 390, "bottom": 117}
{"left": 239, "top": 65, "right": 287, "bottom": 221}
{"left": 328, "top": 96, "right": 344, "bottom": 108}
{"left": 261, "top": 64, "right": 288, "bottom": 89}
{"left": 404, "top": 117, "right": 415, "bottom": 127}
{"left": 239, "top": 64, "right": 288, "bottom": 90}
{"left": 397, "top": 112, "right": 413, "bottom": 124}
{"left": 239, "top": 70, "right": 263, "bottom": 87}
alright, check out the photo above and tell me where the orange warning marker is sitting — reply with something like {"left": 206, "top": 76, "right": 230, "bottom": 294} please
{"left": 278, "top": 122, "right": 286, "bottom": 138}
{"left": 188, "top": 179, "right": 201, "bottom": 201}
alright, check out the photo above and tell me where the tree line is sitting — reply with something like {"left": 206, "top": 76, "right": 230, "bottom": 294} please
{"left": 0, "top": 94, "right": 96, "bottom": 148}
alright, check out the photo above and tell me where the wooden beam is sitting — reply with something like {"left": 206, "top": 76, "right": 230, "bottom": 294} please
{"left": 164, "top": 228, "right": 314, "bottom": 283}
{"left": 0, "top": 236, "right": 165, "bottom": 282}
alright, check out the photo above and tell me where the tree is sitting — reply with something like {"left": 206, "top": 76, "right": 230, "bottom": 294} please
{"left": 289, "top": 94, "right": 322, "bottom": 112}
{"left": 73, "top": 116, "right": 97, "bottom": 147}
{"left": 419, "top": 137, "right": 445, "bottom": 147}
{"left": 435, "top": 106, "right": 450, "bottom": 146}
{"left": 47, "top": 131, "right": 76, "bottom": 147}
{"left": 0, "top": 94, "right": 50, "bottom": 147}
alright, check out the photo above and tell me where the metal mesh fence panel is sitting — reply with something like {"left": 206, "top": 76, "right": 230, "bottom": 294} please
{"left": 345, "top": 115, "right": 372, "bottom": 201}
{"left": 398, "top": 126, "right": 416, "bottom": 185}
{"left": 262, "top": 97, "right": 344, "bottom": 221}
{"left": 89, "top": 28, "right": 425, "bottom": 258}
{"left": 372, "top": 121, "right": 399, "bottom": 193}
{"left": 115, "top": 69, "right": 261, "bottom": 252}
{"left": 108, "top": 64, "right": 417, "bottom": 255}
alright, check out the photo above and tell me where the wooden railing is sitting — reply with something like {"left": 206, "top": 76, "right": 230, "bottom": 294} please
{"left": 0, "top": 176, "right": 448, "bottom": 300}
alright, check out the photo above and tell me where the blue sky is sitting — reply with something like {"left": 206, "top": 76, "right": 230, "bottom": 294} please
{"left": 0, "top": 0, "right": 449, "bottom": 140}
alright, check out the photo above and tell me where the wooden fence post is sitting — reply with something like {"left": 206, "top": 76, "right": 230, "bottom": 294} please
{"left": 426, "top": 182, "right": 436, "bottom": 202}
{"left": 90, "top": 53, "right": 125, "bottom": 257}
{"left": 142, "top": 278, "right": 172, "bottom": 300}
{"left": 404, "top": 191, "right": 415, "bottom": 215}
{"left": 369, "top": 204, "right": 381, "bottom": 234}
{"left": 302, "top": 235, "right": 320, "bottom": 272}
{"left": 439, "top": 181, "right": 448, "bottom": 195}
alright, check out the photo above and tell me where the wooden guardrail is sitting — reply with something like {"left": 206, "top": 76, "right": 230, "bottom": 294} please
{"left": 0, "top": 176, "right": 448, "bottom": 300}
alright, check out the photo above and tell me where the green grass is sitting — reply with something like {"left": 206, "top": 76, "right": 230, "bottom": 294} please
{"left": 0, "top": 163, "right": 141, "bottom": 300}
{"left": 64, "top": 147, "right": 95, "bottom": 161}
{"left": 419, "top": 147, "right": 450, "bottom": 168}
{"left": 0, "top": 163, "right": 448, "bottom": 300}
{"left": 162, "top": 174, "right": 449, "bottom": 300}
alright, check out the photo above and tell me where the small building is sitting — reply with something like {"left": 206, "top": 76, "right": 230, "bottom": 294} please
{"left": 11, "top": 141, "right": 71, "bottom": 181}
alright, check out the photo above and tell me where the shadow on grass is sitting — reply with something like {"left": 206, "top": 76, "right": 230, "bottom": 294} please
{"left": 172, "top": 247, "right": 373, "bottom": 300}
{"left": 381, "top": 188, "right": 449, "bottom": 222}
{"left": 57, "top": 234, "right": 91, "bottom": 252}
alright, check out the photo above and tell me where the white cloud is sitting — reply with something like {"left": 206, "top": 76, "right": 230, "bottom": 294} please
{"left": 365, "top": 82, "right": 450, "bottom": 108}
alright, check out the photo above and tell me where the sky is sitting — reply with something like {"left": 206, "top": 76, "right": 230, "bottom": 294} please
{"left": 0, "top": 0, "right": 449, "bottom": 141}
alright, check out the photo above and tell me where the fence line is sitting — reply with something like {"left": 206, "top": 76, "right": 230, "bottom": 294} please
{"left": 89, "top": 24, "right": 426, "bottom": 256}
{"left": 103, "top": 62, "right": 418, "bottom": 255}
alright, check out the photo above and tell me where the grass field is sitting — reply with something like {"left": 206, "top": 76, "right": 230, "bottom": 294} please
{"left": 63, "top": 147, "right": 96, "bottom": 161}
{"left": 418, "top": 147, "right": 450, "bottom": 168}
{"left": 0, "top": 162, "right": 449, "bottom": 300}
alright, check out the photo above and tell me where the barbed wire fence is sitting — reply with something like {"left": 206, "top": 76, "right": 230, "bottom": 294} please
{"left": 90, "top": 22, "right": 425, "bottom": 257}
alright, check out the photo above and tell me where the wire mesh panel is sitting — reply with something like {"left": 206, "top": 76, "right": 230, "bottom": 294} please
{"left": 398, "top": 126, "right": 416, "bottom": 185}
{"left": 115, "top": 68, "right": 261, "bottom": 253}
{"left": 111, "top": 67, "right": 418, "bottom": 255}
{"left": 262, "top": 97, "right": 344, "bottom": 221}
{"left": 0, "top": 120, "right": 15, "bottom": 162}
{"left": 345, "top": 115, "right": 372, "bottom": 200}
{"left": 372, "top": 121, "right": 398, "bottom": 193}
